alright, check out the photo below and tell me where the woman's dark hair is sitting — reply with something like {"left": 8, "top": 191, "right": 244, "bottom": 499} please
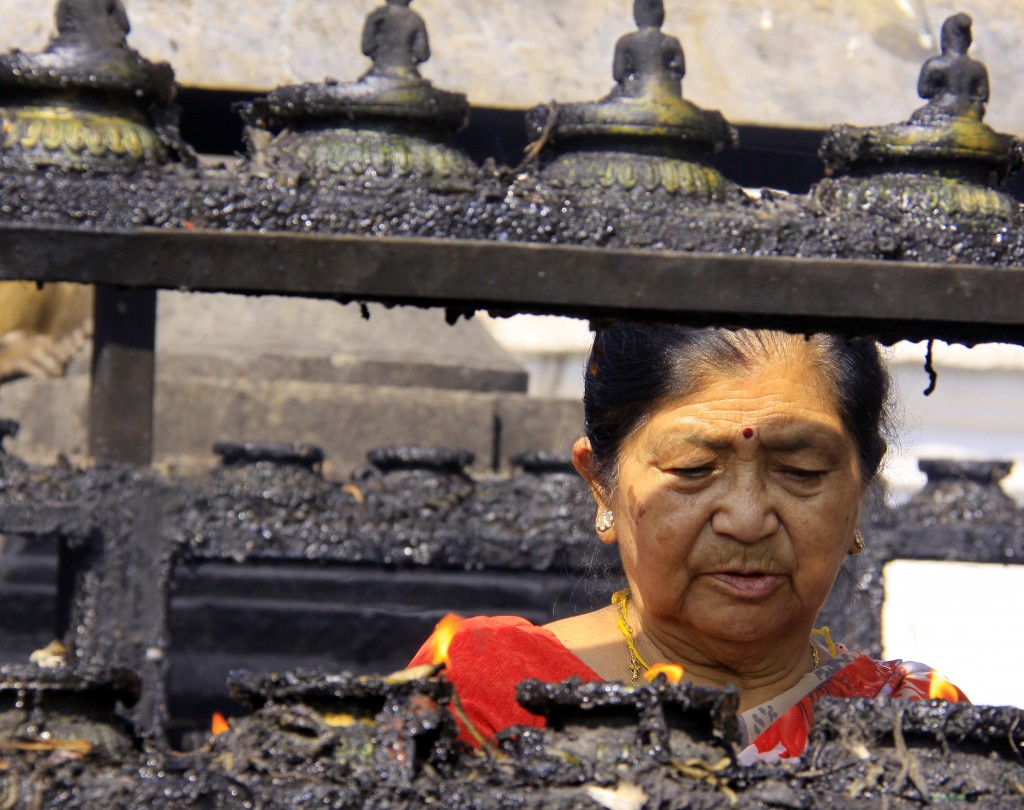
{"left": 583, "top": 323, "right": 891, "bottom": 489}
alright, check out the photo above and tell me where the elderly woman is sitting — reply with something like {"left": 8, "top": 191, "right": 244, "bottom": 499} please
{"left": 409, "top": 324, "right": 967, "bottom": 763}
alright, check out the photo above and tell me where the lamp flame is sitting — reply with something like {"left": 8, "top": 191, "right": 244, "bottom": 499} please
{"left": 211, "top": 712, "right": 230, "bottom": 735}
{"left": 928, "top": 670, "right": 960, "bottom": 702}
{"left": 429, "top": 613, "right": 465, "bottom": 666}
{"left": 644, "top": 663, "right": 685, "bottom": 684}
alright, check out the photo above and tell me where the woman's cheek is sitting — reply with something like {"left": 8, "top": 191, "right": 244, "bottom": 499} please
{"left": 626, "top": 485, "right": 650, "bottom": 525}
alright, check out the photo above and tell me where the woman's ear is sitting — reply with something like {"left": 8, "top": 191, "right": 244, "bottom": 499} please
{"left": 571, "top": 437, "right": 600, "bottom": 496}
{"left": 572, "top": 437, "right": 618, "bottom": 544}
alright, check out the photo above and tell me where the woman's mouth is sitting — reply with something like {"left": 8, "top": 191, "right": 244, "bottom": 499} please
{"left": 708, "top": 571, "right": 784, "bottom": 598}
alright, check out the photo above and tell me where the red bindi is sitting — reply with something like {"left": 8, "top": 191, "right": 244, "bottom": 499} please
{"left": 742, "top": 427, "right": 754, "bottom": 439}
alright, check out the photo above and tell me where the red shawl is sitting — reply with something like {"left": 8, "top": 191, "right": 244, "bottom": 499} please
{"left": 408, "top": 615, "right": 601, "bottom": 742}
{"left": 408, "top": 615, "right": 969, "bottom": 760}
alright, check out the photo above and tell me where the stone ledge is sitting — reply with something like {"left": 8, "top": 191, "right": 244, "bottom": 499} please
{"left": 0, "top": 374, "right": 583, "bottom": 478}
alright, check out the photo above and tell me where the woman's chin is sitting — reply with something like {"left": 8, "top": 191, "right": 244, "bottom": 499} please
{"left": 688, "top": 604, "right": 801, "bottom": 648}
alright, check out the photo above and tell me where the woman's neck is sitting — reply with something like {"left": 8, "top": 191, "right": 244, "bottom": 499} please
{"left": 547, "top": 606, "right": 821, "bottom": 714}
{"left": 632, "top": 620, "right": 818, "bottom": 712}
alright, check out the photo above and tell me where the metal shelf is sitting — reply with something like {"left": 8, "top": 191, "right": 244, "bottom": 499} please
{"left": 3, "top": 224, "right": 1022, "bottom": 343}
{"left": 2, "top": 223, "right": 1022, "bottom": 463}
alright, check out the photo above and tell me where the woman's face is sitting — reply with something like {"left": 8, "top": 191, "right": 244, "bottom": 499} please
{"left": 594, "top": 348, "right": 866, "bottom": 651}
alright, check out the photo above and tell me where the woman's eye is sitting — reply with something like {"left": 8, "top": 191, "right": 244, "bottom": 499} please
{"left": 782, "top": 468, "right": 824, "bottom": 482}
{"left": 672, "top": 466, "right": 714, "bottom": 479}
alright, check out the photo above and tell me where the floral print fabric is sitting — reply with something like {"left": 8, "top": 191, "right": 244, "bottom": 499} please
{"left": 737, "top": 650, "right": 970, "bottom": 765}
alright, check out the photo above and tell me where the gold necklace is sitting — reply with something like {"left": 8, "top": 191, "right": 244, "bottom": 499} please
{"left": 611, "top": 589, "right": 649, "bottom": 685}
{"left": 611, "top": 588, "right": 821, "bottom": 686}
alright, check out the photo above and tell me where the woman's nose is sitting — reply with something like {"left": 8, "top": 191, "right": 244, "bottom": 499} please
{"left": 709, "top": 474, "right": 779, "bottom": 543}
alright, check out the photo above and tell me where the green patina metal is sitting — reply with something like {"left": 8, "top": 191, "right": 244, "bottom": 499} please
{"left": 552, "top": 149, "right": 730, "bottom": 197}
{"left": 816, "top": 13, "right": 1022, "bottom": 222}
{"left": 239, "top": 0, "right": 474, "bottom": 186}
{"left": 0, "top": 0, "right": 186, "bottom": 171}
{"left": 814, "top": 170, "right": 1019, "bottom": 221}
{"left": 0, "top": 104, "right": 168, "bottom": 168}
{"left": 526, "top": 0, "right": 736, "bottom": 200}
{"left": 281, "top": 127, "right": 475, "bottom": 185}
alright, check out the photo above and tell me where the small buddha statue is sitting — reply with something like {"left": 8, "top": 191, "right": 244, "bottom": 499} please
{"left": 911, "top": 13, "right": 989, "bottom": 124}
{"left": 54, "top": 0, "right": 130, "bottom": 50}
{"left": 361, "top": 0, "right": 430, "bottom": 81}
{"left": 610, "top": 0, "right": 686, "bottom": 100}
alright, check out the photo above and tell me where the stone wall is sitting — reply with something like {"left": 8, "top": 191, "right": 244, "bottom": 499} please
{"left": 2, "top": 1, "right": 1022, "bottom": 133}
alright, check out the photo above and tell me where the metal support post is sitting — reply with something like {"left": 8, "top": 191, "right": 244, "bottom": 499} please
{"left": 88, "top": 285, "right": 157, "bottom": 465}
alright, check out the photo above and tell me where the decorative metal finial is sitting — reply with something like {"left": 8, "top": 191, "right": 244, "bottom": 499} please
{"left": 611, "top": 0, "right": 686, "bottom": 100}
{"left": 237, "top": 0, "right": 470, "bottom": 184}
{"left": 910, "top": 13, "right": 989, "bottom": 124}
{"left": 54, "top": 0, "right": 130, "bottom": 50}
{"left": 361, "top": 0, "right": 431, "bottom": 80}
{"left": 815, "top": 12, "right": 1020, "bottom": 220}
{"left": 523, "top": 0, "right": 735, "bottom": 199}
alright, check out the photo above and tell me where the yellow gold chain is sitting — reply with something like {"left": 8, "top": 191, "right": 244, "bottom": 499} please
{"left": 611, "top": 589, "right": 650, "bottom": 686}
{"left": 612, "top": 588, "right": 826, "bottom": 681}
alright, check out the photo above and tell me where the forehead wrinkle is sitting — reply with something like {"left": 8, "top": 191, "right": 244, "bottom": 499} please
{"left": 696, "top": 344, "right": 840, "bottom": 405}
{"left": 680, "top": 381, "right": 828, "bottom": 414}
{"left": 638, "top": 359, "right": 849, "bottom": 452}
{"left": 642, "top": 403, "right": 849, "bottom": 455}
{"left": 684, "top": 384, "right": 843, "bottom": 435}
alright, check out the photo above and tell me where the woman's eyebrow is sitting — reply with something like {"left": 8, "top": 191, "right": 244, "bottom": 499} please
{"left": 760, "top": 427, "right": 846, "bottom": 454}
{"left": 690, "top": 434, "right": 735, "bottom": 451}
{"left": 650, "top": 433, "right": 732, "bottom": 453}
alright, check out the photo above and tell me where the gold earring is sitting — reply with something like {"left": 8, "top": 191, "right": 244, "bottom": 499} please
{"left": 595, "top": 510, "right": 615, "bottom": 533}
{"left": 853, "top": 530, "right": 865, "bottom": 554}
